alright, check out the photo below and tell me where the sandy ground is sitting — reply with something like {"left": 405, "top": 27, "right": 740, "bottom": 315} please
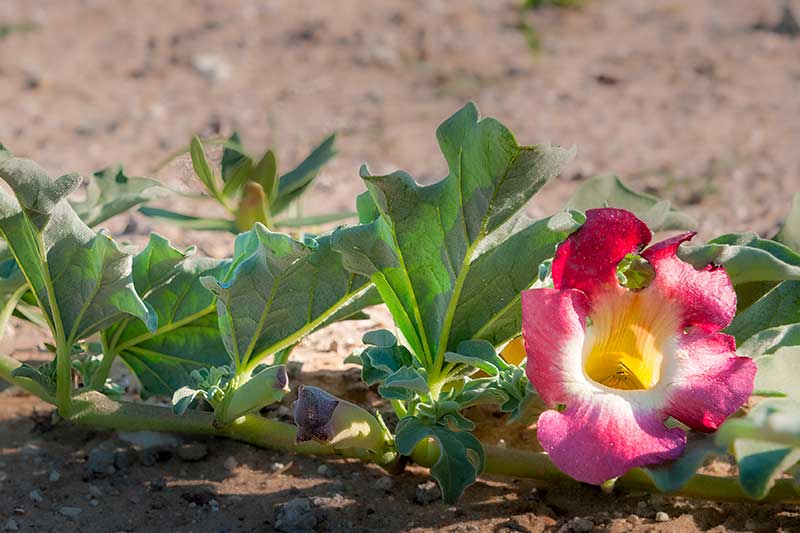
{"left": 1, "top": 0, "right": 800, "bottom": 531}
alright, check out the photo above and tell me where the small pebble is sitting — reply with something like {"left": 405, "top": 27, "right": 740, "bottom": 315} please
{"left": 3, "top": 518, "right": 18, "bottom": 531}
{"left": 317, "top": 464, "right": 329, "bottom": 476}
{"left": 90, "top": 499, "right": 99, "bottom": 507}
{"left": 274, "top": 498, "right": 317, "bottom": 533}
{"left": 373, "top": 476, "right": 393, "bottom": 493}
{"left": 414, "top": 481, "right": 440, "bottom": 505}
{"left": 12, "top": 509, "right": 23, "bottom": 516}
{"left": 745, "top": 519, "right": 756, "bottom": 530}
{"left": 48, "top": 470, "right": 60, "bottom": 482}
{"left": 627, "top": 514, "right": 640, "bottom": 523}
{"left": 88, "top": 484, "right": 103, "bottom": 498}
{"left": 223, "top": 456, "right": 238, "bottom": 471}
{"left": 269, "top": 462, "right": 286, "bottom": 473}
{"left": 28, "top": 490, "right": 44, "bottom": 503}
{"left": 59, "top": 506, "right": 82, "bottom": 519}
{"left": 655, "top": 511, "right": 669, "bottom": 523}
{"left": 209, "top": 499, "right": 219, "bottom": 512}
{"left": 567, "top": 517, "right": 594, "bottom": 532}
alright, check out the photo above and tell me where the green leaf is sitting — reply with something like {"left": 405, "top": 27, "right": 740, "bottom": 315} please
{"left": 0, "top": 156, "right": 154, "bottom": 344}
{"left": 451, "top": 214, "right": 576, "bottom": 348}
{"left": 377, "top": 366, "right": 429, "bottom": 400}
{"left": 190, "top": 136, "right": 221, "bottom": 198}
{"left": 643, "top": 435, "right": 725, "bottom": 492}
{"left": 113, "top": 256, "right": 230, "bottom": 397}
{"left": 716, "top": 399, "right": 800, "bottom": 500}
{"left": 272, "top": 134, "right": 337, "bottom": 215}
{"left": 776, "top": 193, "right": 800, "bottom": 252}
{"left": 356, "top": 329, "right": 415, "bottom": 385}
{"left": 172, "top": 386, "right": 204, "bottom": 415}
{"left": 131, "top": 233, "right": 194, "bottom": 296}
{"left": 333, "top": 103, "right": 573, "bottom": 367}
{"left": 566, "top": 174, "right": 696, "bottom": 231}
{"left": 395, "top": 417, "right": 484, "bottom": 504}
{"left": 251, "top": 150, "right": 278, "bottom": 201}
{"left": 201, "top": 225, "right": 373, "bottom": 370}
{"left": 220, "top": 132, "right": 248, "bottom": 183}
{"left": 71, "top": 165, "right": 164, "bottom": 227}
{"left": 0, "top": 260, "right": 28, "bottom": 342}
{"left": 444, "top": 339, "right": 506, "bottom": 376}
{"left": 735, "top": 439, "right": 800, "bottom": 500}
{"left": 138, "top": 206, "right": 237, "bottom": 232}
{"left": 727, "top": 281, "right": 800, "bottom": 345}
{"left": 679, "top": 233, "right": 800, "bottom": 287}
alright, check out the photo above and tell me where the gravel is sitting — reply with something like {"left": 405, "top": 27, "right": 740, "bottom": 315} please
{"left": 48, "top": 470, "right": 60, "bottom": 482}
{"left": 655, "top": 511, "right": 670, "bottom": 522}
{"left": 373, "top": 476, "right": 393, "bottom": 493}
{"left": 86, "top": 445, "right": 116, "bottom": 477}
{"left": 28, "top": 490, "right": 44, "bottom": 503}
{"left": 563, "top": 517, "right": 594, "bottom": 532}
{"left": 58, "top": 506, "right": 82, "bottom": 519}
{"left": 274, "top": 497, "right": 317, "bottom": 533}
{"left": 414, "top": 481, "right": 440, "bottom": 505}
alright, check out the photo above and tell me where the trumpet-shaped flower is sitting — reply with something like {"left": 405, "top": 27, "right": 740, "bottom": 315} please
{"left": 521, "top": 208, "right": 756, "bottom": 484}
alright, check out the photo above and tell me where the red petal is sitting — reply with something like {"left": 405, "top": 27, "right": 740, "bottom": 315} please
{"left": 642, "top": 233, "right": 736, "bottom": 331}
{"left": 664, "top": 330, "right": 756, "bottom": 432}
{"left": 537, "top": 393, "right": 686, "bottom": 484}
{"left": 522, "top": 288, "right": 590, "bottom": 406}
{"left": 552, "top": 208, "right": 651, "bottom": 301}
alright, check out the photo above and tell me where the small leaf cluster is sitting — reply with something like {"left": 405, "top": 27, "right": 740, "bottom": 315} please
{"left": 140, "top": 133, "right": 352, "bottom": 232}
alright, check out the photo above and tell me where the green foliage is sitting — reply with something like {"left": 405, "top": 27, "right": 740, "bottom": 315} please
{"left": 72, "top": 165, "right": 164, "bottom": 227}
{"left": 142, "top": 132, "right": 352, "bottom": 232}
{"left": 567, "top": 174, "right": 696, "bottom": 232}
{"left": 336, "top": 103, "right": 574, "bottom": 501}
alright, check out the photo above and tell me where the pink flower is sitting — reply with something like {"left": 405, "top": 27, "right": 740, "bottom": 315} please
{"left": 521, "top": 208, "right": 756, "bottom": 484}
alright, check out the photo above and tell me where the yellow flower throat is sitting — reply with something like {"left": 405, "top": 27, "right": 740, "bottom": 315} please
{"left": 583, "top": 292, "right": 675, "bottom": 390}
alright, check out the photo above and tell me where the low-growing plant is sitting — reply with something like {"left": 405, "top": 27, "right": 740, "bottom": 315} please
{"left": 0, "top": 105, "right": 798, "bottom": 508}
{"left": 141, "top": 132, "right": 354, "bottom": 233}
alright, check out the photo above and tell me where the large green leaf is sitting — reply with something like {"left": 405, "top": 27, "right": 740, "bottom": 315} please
{"left": 566, "top": 174, "right": 696, "bottom": 231}
{"left": 332, "top": 103, "right": 573, "bottom": 366}
{"left": 0, "top": 156, "right": 153, "bottom": 345}
{"left": 108, "top": 236, "right": 230, "bottom": 397}
{"left": 201, "top": 224, "right": 373, "bottom": 370}
{"left": 272, "top": 134, "right": 337, "bottom": 215}
{"left": 71, "top": 165, "right": 164, "bottom": 227}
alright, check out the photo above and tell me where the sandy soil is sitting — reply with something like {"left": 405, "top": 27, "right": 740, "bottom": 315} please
{"left": 1, "top": 0, "right": 800, "bottom": 531}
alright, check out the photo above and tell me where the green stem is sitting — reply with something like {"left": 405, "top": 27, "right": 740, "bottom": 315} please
{"left": 2, "top": 369, "right": 797, "bottom": 505}
{"left": 0, "top": 353, "right": 56, "bottom": 404}
{"left": 90, "top": 331, "right": 117, "bottom": 391}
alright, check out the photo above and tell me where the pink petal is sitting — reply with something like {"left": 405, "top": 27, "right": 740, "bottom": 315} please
{"left": 522, "top": 288, "right": 590, "bottom": 406}
{"left": 642, "top": 233, "right": 736, "bottom": 331}
{"left": 537, "top": 394, "right": 686, "bottom": 484}
{"left": 552, "top": 208, "right": 651, "bottom": 302}
{"left": 664, "top": 330, "right": 756, "bottom": 432}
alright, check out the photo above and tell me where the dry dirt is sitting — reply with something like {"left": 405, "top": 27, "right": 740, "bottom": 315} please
{"left": 1, "top": 0, "right": 800, "bottom": 531}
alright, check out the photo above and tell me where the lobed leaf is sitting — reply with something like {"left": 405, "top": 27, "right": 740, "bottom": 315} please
{"left": 0, "top": 156, "right": 153, "bottom": 345}
{"left": 333, "top": 103, "right": 574, "bottom": 365}
{"left": 395, "top": 417, "right": 484, "bottom": 504}
{"left": 201, "top": 224, "right": 373, "bottom": 371}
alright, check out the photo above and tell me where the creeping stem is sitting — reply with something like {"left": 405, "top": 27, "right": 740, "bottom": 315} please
{"left": 0, "top": 365, "right": 796, "bottom": 504}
